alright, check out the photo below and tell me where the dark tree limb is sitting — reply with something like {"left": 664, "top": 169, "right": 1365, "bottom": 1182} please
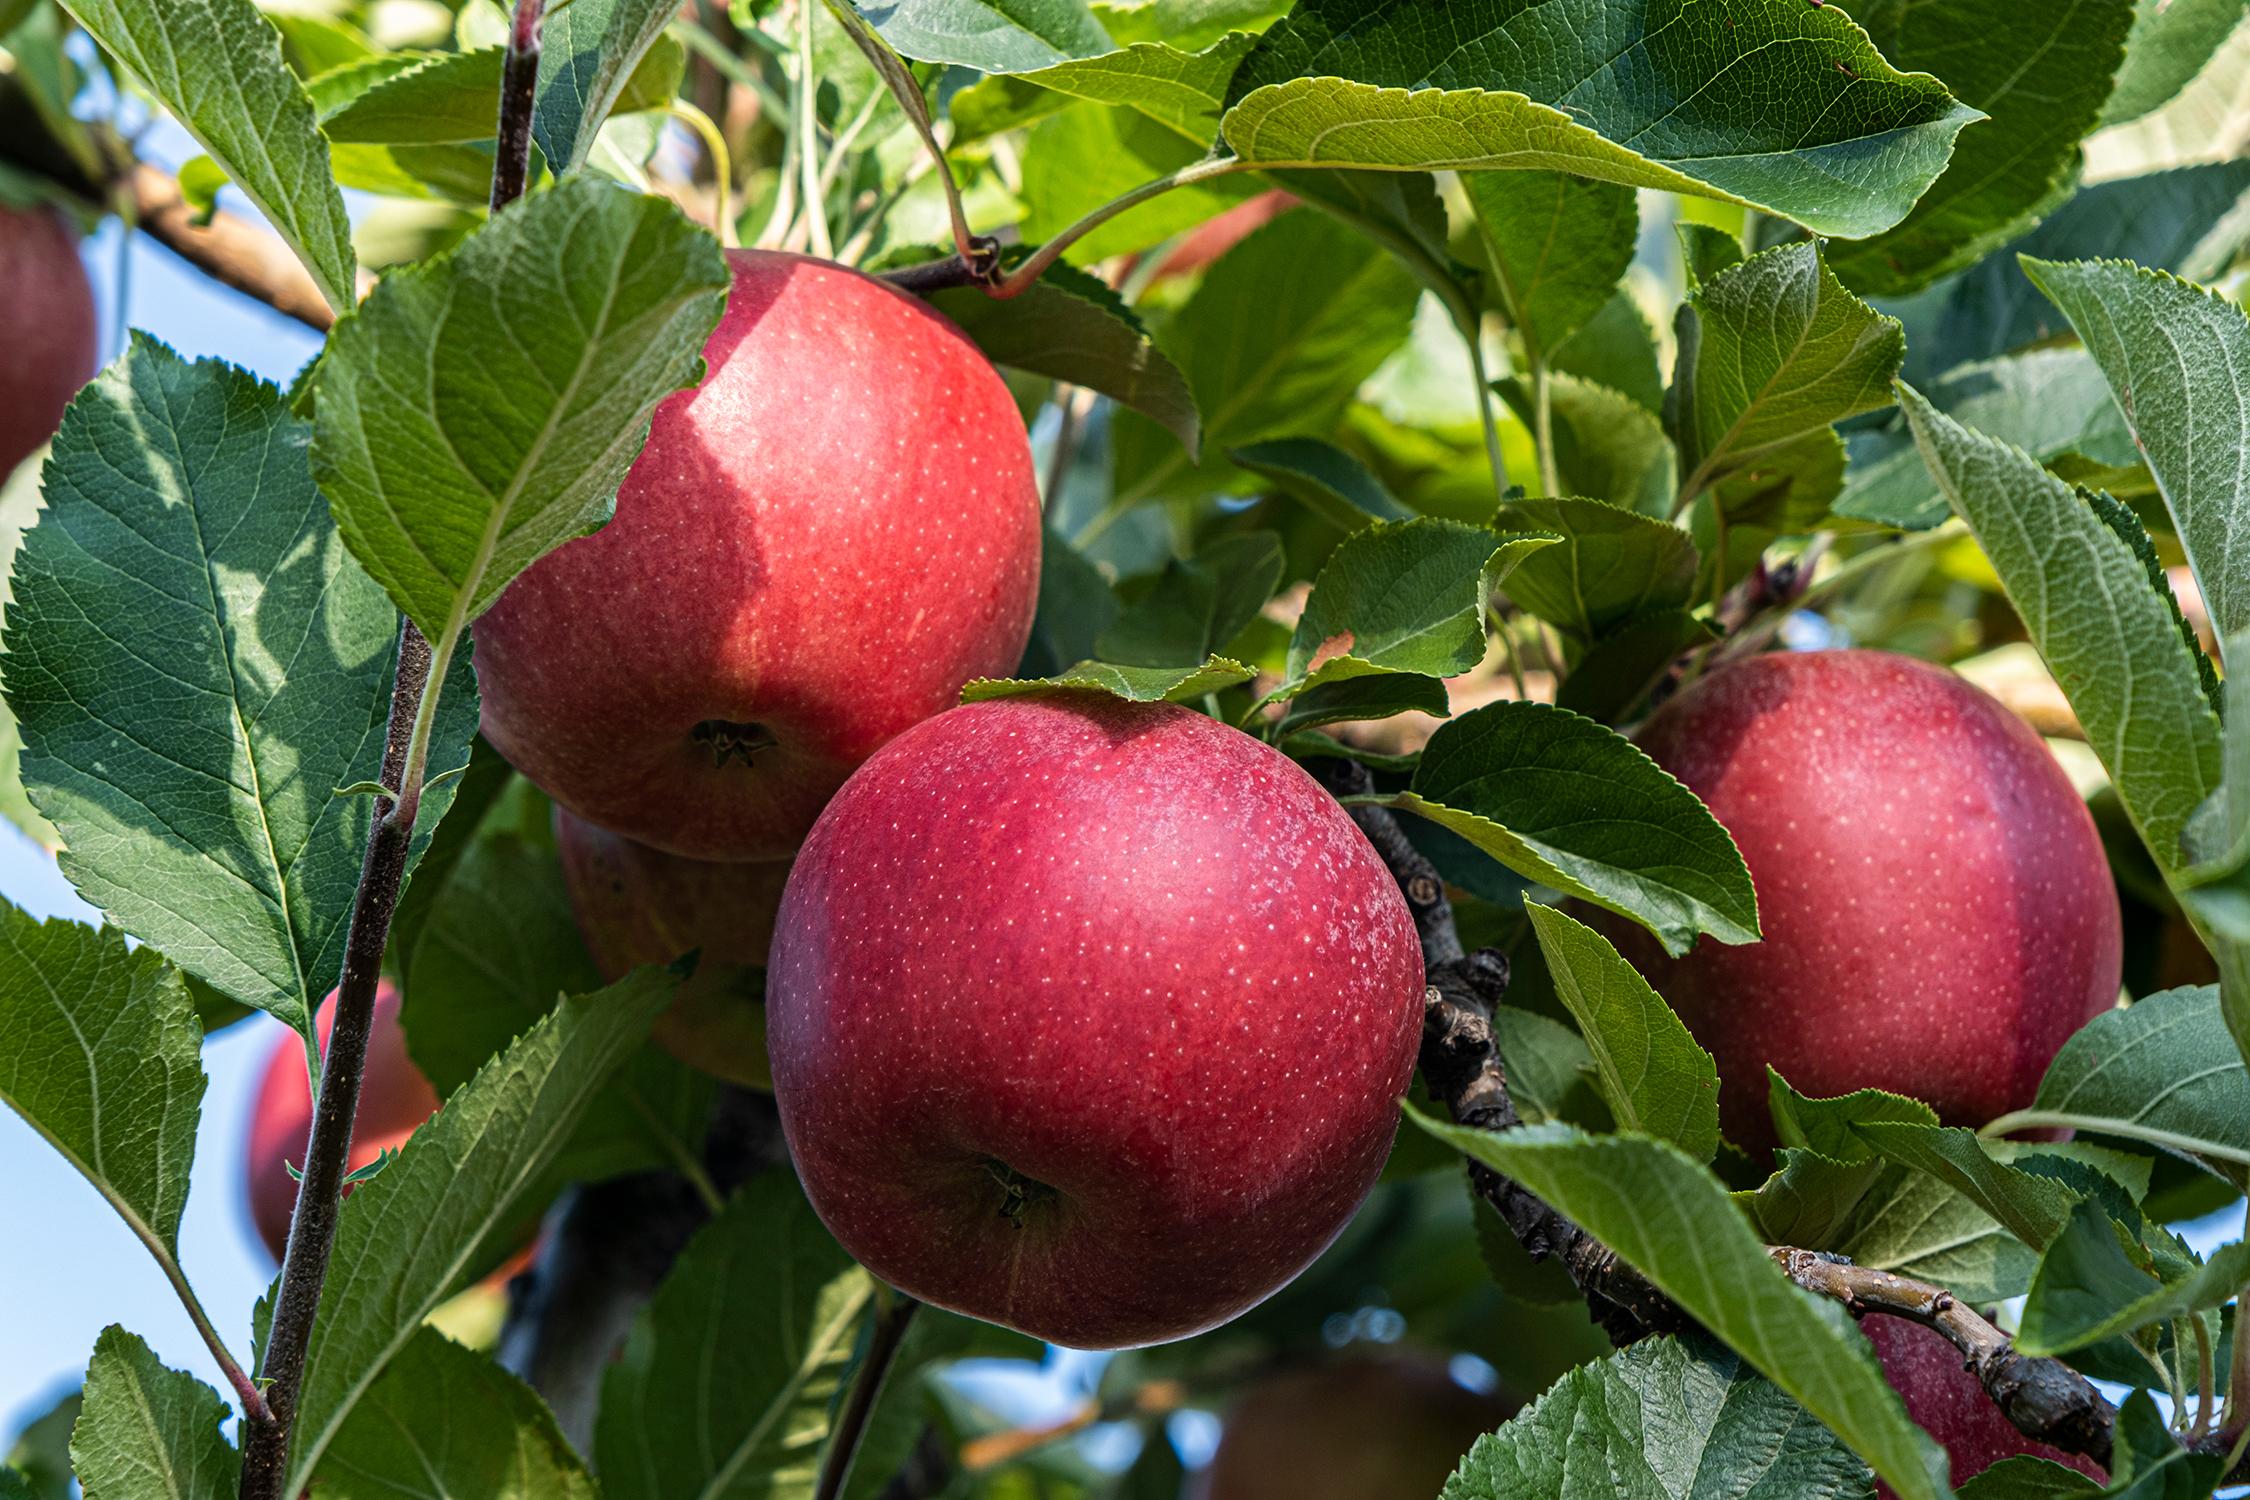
{"left": 497, "top": 1086, "right": 789, "bottom": 1450}
{"left": 1309, "top": 754, "right": 2132, "bottom": 1473}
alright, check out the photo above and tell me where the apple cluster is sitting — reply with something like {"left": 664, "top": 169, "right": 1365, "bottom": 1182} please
{"left": 224, "top": 243, "right": 2126, "bottom": 1486}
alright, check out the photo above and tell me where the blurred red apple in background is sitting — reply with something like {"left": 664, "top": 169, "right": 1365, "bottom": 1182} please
{"left": 1196, "top": 1350, "right": 1514, "bottom": 1500}
{"left": 0, "top": 203, "right": 97, "bottom": 478}
{"left": 243, "top": 980, "right": 439, "bottom": 1262}
{"left": 768, "top": 693, "right": 1426, "bottom": 1348}
{"left": 1619, "top": 650, "right": 2120, "bottom": 1151}
{"left": 1865, "top": 1319, "right": 2104, "bottom": 1495}
{"left": 553, "top": 804, "right": 789, "bottom": 1085}
{"left": 474, "top": 249, "right": 1042, "bottom": 863}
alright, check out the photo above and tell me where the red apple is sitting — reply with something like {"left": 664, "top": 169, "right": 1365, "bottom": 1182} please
{"left": 1621, "top": 649, "right": 2121, "bottom": 1151}
{"left": 0, "top": 203, "right": 97, "bottom": 478}
{"left": 1866, "top": 1319, "right": 2104, "bottom": 1494}
{"left": 1196, "top": 1351, "right": 1515, "bottom": 1500}
{"left": 473, "top": 249, "right": 1043, "bottom": 862}
{"left": 553, "top": 804, "right": 789, "bottom": 1085}
{"left": 243, "top": 980, "right": 440, "bottom": 1262}
{"left": 767, "top": 694, "right": 1426, "bottom": 1348}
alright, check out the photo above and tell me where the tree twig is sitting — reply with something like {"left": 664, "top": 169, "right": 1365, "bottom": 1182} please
{"left": 1308, "top": 753, "right": 2134, "bottom": 1474}
{"left": 815, "top": 1295, "right": 923, "bottom": 1500}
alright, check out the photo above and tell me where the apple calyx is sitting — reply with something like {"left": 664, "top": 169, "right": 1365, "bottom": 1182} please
{"left": 983, "top": 1159, "right": 1058, "bottom": 1227}
{"left": 691, "top": 718, "right": 780, "bottom": 769}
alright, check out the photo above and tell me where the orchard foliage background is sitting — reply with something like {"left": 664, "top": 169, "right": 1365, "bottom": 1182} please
{"left": 2, "top": 0, "right": 2250, "bottom": 1496}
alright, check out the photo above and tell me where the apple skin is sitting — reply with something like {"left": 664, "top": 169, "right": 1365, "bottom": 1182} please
{"left": 243, "top": 980, "right": 441, "bottom": 1262}
{"left": 552, "top": 804, "right": 790, "bottom": 1085}
{"left": 1620, "top": 650, "right": 2121, "bottom": 1152}
{"left": 1866, "top": 1319, "right": 2104, "bottom": 1495}
{"left": 1195, "top": 1351, "right": 1515, "bottom": 1500}
{"left": 0, "top": 204, "right": 97, "bottom": 478}
{"left": 473, "top": 249, "right": 1043, "bottom": 862}
{"left": 767, "top": 693, "right": 1426, "bottom": 1349}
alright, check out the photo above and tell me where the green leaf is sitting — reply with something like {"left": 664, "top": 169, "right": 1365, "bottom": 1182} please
{"left": 596, "top": 1173, "right": 871, "bottom": 1499}
{"left": 321, "top": 47, "right": 502, "bottom": 143}
{"left": 1231, "top": 437, "right": 1412, "bottom": 528}
{"left": 1498, "top": 376, "right": 1677, "bottom": 517}
{"left": 1552, "top": 609, "right": 1710, "bottom": 725}
{"left": 1848, "top": 1121, "right": 2078, "bottom": 1251}
{"left": 1384, "top": 701, "right": 1758, "bottom": 955}
{"left": 1554, "top": 290, "right": 1665, "bottom": 412}
{"left": 2105, "top": 0, "right": 2250, "bottom": 124}
{"left": 1464, "top": 171, "right": 1637, "bottom": 361}
{"left": 1956, "top": 1458, "right": 2103, "bottom": 1498}
{"left": 1992, "top": 984, "right": 2250, "bottom": 1181}
{"left": 964, "top": 656, "right": 1254, "bottom": 703}
{"left": 2020, "top": 1207, "right": 2249, "bottom": 1356}
{"left": 1110, "top": 208, "right": 1420, "bottom": 506}
{"left": 1406, "top": 1113, "right": 1945, "bottom": 1500}
{"left": 0, "top": 908, "right": 202, "bottom": 1267}
{"left": 1828, "top": 0, "right": 2134, "bottom": 296}
{"left": 841, "top": 1309, "right": 1041, "bottom": 1500}
{"left": 1766, "top": 1081, "right": 1938, "bottom": 1163}
{"left": 404, "top": 812, "right": 716, "bottom": 1188}
{"left": 317, "top": 1327, "right": 597, "bottom": 1498}
{"left": 4, "top": 340, "right": 478, "bottom": 1031}
{"left": 311, "top": 175, "right": 729, "bottom": 643}
{"left": 842, "top": 0, "right": 1112, "bottom": 71}
{"left": 1278, "top": 518, "right": 1509, "bottom": 691}
{"left": 1219, "top": 0, "right": 1979, "bottom": 240}
{"left": 1098, "top": 531, "right": 1281, "bottom": 666}
{"left": 1523, "top": 902, "right": 1720, "bottom": 1163}
{"left": 1443, "top": 1336, "right": 1873, "bottom": 1500}
{"left": 285, "top": 972, "right": 674, "bottom": 1494}
{"left": 59, "top": 0, "right": 354, "bottom": 311}
{"left": 1669, "top": 243, "right": 1905, "bottom": 516}
{"left": 1494, "top": 498, "right": 1697, "bottom": 641}
{"left": 1839, "top": 349, "right": 2138, "bottom": 530}
{"left": 2021, "top": 256, "right": 2250, "bottom": 657}
{"left": 2016, "top": 1198, "right": 2161, "bottom": 1360}
{"left": 1905, "top": 161, "right": 2250, "bottom": 381}
{"left": 70, "top": 1328, "right": 238, "bottom": 1500}
{"left": 1838, "top": 1165, "right": 2040, "bottom": 1306}
{"left": 1493, "top": 1006, "right": 1599, "bottom": 1125}
{"left": 1272, "top": 670, "right": 1450, "bottom": 734}
{"left": 926, "top": 264, "right": 1199, "bottom": 455}
{"left": 1678, "top": 223, "right": 1746, "bottom": 293}
{"left": 1897, "top": 383, "right": 2222, "bottom": 874}
{"left": 534, "top": 0, "right": 678, "bottom": 172}
{"left": 952, "top": 30, "right": 1255, "bottom": 140}
{"left": 0, "top": 449, "right": 58, "bottom": 850}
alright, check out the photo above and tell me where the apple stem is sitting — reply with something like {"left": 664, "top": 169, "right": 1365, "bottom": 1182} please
{"left": 491, "top": 0, "right": 545, "bottom": 213}
{"left": 1309, "top": 752, "right": 2176, "bottom": 1481}
{"left": 816, "top": 1293, "right": 923, "bottom": 1500}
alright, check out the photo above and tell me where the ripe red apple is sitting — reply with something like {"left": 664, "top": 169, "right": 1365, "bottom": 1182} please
{"left": 1195, "top": 1351, "right": 1515, "bottom": 1500}
{"left": 243, "top": 980, "right": 440, "bottom": 1262}
{"left": 553, "top": 804, "right": 789, "bottom": 1085}
{"left": 767, "top": 693, "right": 1426, "bottom": 1348}
{"left": 473, "top": 249, "right": 1043, "bottom": 862}
{"left": 0, "top": 203, "right": 97, "bottom": 478}
{"left": 1621, "top": 649, "right": 2121, "bottom": 1152}
{"left": 1865, "top": 1319, "right": 2104, "bottom": 1494}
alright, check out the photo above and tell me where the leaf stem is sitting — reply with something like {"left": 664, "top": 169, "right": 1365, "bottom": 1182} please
{"left": 990, "top": 155, "right": 1256, "bottom": 298}
{"left": 815, "top": 1293, "right": 922, "bottom": 1500}
{"left": 1532, "top": 358, "right": 1560, "bottom": 498}
{"left": 668, "top": 100, "right": 736, "bottom": 248}
{"left": 797, "top": 0, "right": 831, "bottom": 258}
